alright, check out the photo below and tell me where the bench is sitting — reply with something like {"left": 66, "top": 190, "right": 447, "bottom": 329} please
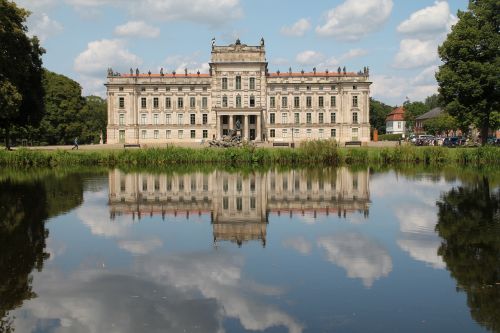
{"left": 273, "top": 142, "right": 290, "bottom": 147}
{"left": 124, "top": 143, "right": 141, "bottom": 148}
{"left": 345, "top": 141, "right": 362, "bottom": 147}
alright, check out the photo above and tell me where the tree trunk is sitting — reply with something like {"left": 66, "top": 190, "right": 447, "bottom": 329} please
{"left": 5, "top": 127, "right": 10, "bottom": 150}
{"left": 480, "top": 122, "right": 489, "bottom": 146}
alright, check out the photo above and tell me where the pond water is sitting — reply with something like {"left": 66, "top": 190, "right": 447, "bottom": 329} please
{"left": 0, "top": 166, "right": 499, "bottom": 333}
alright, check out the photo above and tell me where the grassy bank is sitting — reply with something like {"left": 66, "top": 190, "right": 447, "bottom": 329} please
{"left": 0, "top": 141, "right": 499, "bottom": 167}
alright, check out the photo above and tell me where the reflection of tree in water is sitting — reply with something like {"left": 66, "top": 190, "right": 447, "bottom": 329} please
{"left": 436, "top": 177, "right": 500, "bottom": 332}
{"left": 0, "top": 173, "right": 84, "bottom": 332}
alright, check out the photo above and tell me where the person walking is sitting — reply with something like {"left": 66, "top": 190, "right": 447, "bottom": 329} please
{"left": 72, "top": 137, "right": 79, "bottom": 150}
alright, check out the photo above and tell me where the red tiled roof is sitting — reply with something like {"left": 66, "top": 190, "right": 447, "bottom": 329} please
{"left": 119, "top": 73, "right": 211, "bottom": 78}
{"left": 386, "top": 107, "right": 405, "bottom": 122}
{"left": 268, "top": 71, "right": 359, "bottom": 77}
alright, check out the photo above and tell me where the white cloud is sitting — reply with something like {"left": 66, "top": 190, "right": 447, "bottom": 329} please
{"left": 281, "top": 18, "right": 311, "bottom": 37}
{"left": 318, "top": 232, "right": 393, "bottom": 288}
{"left": 412, "top": 65, "right": 439, "bottom": 86}
{"left": 27, "top": 12, "right": 63, "bottom": 42}
{"left": 296, "top": 50, "right": 325, "bottom": 65}
{"left": 163, "top": 53, "right": 209, "bottom": 74}
{"left": 130, "top": 0, "right": 243, "bottom": 26}
{"left": 282, "top": 237, "right": 312, "bottom": 255}
{"left": 74, "top": 39, "right": 142, "bottom": 95}
{"left": 114, "top": 21, "right": 160, "bottom": 38}
{"left": 393, "top": 39, "right": 438, "bottom": 69}
{"left": 316, "top": 0, "right": 393, "bottom": 41}
{"left": 340, "top": 48, "right": 368, "bottom": 61}
{"left": 397, "top": 1, "right": 457, "bottom": 39}
{"left": 118, "top": 238, "right": 163, "bottom": 255}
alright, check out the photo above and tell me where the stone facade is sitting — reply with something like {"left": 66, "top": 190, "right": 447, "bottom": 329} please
{"left": 106, "top": 39, "right": 372, "bottom": 144}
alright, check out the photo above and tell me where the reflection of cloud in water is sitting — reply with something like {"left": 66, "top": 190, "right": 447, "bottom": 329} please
{"left": 282, "top": 237, "right": 312, "bottom": 255}
{"left": 14, "top": 252, "right": 303, "bottom": 333}
{"left": 75, "top": 190, "right": 163, "bottom": 255}
{"left": 317, "top": 232, "right": 392, "bottom": 288}
{"left": 395, "top": 206, "right": 445, "bottom": 269}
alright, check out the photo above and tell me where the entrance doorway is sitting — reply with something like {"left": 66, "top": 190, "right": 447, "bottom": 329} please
{"left": 250, "top": 129, "right": 256, "bottom": 140}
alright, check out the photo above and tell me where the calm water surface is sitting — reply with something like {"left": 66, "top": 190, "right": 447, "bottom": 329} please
{"left": 0, "top": 167, "right": 498, "bottom": 333}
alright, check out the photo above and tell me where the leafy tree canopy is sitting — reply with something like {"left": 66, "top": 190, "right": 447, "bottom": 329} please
{"left": 436, "top": 0, "right": 500, "bottom": 144}
{"left": 403, "top": 100, "right": 429, "bottom": 131}
{"left": 370, "top": 98, "right": 393, "bottom": 133}
{"left": 423, "top": 113, "right": 458, "bottom": 135}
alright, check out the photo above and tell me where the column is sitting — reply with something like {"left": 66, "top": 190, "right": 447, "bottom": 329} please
{"left": 215, "top": 114, "right": 220, "bottom": 139}
{"left": 244, "top": 115, "right": 249, "bottom": 140}
{"left": 256, "top": 113, "right": 261, "bottom": 141}
{"left": 229, "top": 115, "right": 234, "bottom": 130}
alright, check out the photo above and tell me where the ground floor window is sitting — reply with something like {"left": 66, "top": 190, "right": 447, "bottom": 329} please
{"left": 166, "top": 130, "right": 171, "bottom": 139}
{"left": 191, "top": 130, "right": 196, "bottom": 139}
{"left": 154, "top": 130, "right": 159, "bottom": 139}
{"left": 178, "top": 130, "right": 183, "bottom": 139}
{"left": 141, "top": 130, "right": 147, "bottom": 139}
{"left": 119, "top": 130, "right": 125, "bottom": 143}
{"left": 306, "top": 129, "right": 312, "bottom": 138}
{"left": 202, "top": 130, "right": 208, "bottom": 138}
{"left": 352, "top": 128, "right": 359, "bottom": 141}
{"left": 294, "top": 128, "right": 300, "bottom": 138}
{"left": 282, "top": 129, "right": 288, "bottom": 138}
{"left": 319, "top": 128, "right": 324, "bottom": 138}
{"left": 331, "top": 128, "right": 336, "bottom": 138}
{"left": 270, "top": 129, "right": 275, "bottom": 138}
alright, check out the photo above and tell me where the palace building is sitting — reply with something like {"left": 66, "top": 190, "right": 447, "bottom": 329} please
{"left": 106, "top": 39, "right": 372, "bottom": 144}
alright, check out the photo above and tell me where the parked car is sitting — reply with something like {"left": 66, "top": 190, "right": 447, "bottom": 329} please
{"left": 442, "top": 137, "right": 464, "bottom": 147}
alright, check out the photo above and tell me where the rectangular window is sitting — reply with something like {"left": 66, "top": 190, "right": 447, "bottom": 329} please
{"left": 154, "top": 130, "right": 159, "bottom": 139}
{"left": 141, "top": 130, "right": 146, "bottom": 139}
{"left": 270, "top": 129, "right": 275, "bottom": 138}
{"left": 319, "top": 128, "right": 324, "bottom": 138}
{"left": 166, "top": 130, "right": 171, "bottom": 139}
{"left": 165, "top": 113, "right": 171, "bottom": 124}
{"left": 353, "top": 95, "right": 358, "bottom": 107}
{"left": 331, "top": 96, "right": 336, "bottom": 107}
{"left": 294, "top": 128, "right": 300, "bottom": 138}
{"left": 141, "top": 97, "right": 146, "bottom": 108}
{"left": 270, "top": 113, "right": 275, "bottom": 124}
{"left": 119, "top": 97, "right": 125, "bottom": 108}
{"left": 178, "top": 113, "right": 183, "bottom": 125}
{"left": 222, "top": 78, "right": 228, "bottom": 90}
{"left": 177, "top": 97, "right": 183, "bottom": 108}
{"left": 306, "top": 96, "right": 312, "bottom": 108}
{"left": 190, "top": 130, "right": 195, "bottom": 139}
{"left": 178, "top": 130, "right": 183, "bottom": 139}
{"left": 319, "top": 96, "right": 324, "bottom": 108}
{"left": 119, "top": 113, "right": 125, "bottom": 125}
{"left": 153, "top": 97, "right": 159, "bottom": 108}
{"left": 153, "top": 113, "right": 159, "bottom": 125}
{"left": 353, "top": 85, "right": 357, "bottom": 90}
{"left": 202, "top": 113, "right": 208, "bottom": 125}
{"left": 249, "top": 96, "right": 255, "bottom": 107}
{"left": 282, "top": 96, "right": 288, "bottom": 108}
{"left": 281, "top": 113, "right": 288, "bottom": 124}
{"left": 236, "top": 95, "right": 242, "bottom": 107}
{"left": 202, "top": 130, "right": 208, "bottom": 139}
{"left": 202, "top": 97, "right": 208, "bottom": 108}
{"left": 331, "top": 128, "right": 336, "bottom": 138}
{"left": 282, "top": 129, "right": 288, "bottom": 138}
{"left": 306, "top": 129, "right": 312, "bottom": 138}
{"left": 352, "top": 128, "right": 358, "bottom": 141}
{"left": 166, "top": 97, "right": 171, "bottom": 109}
{"left": 236, "top": 76, "right": 241, "bottom": 90}
{"left": 221, "top": 96, "right": 227, "bottom": 107}
{"left": 294, "top": 96, "right": 300, "bottom": 108}
{"left": 294, "top": 113, "right": 300, "bottom": 124}
{"left": 178, "top": 87, "right": 182, "bottom": 92}
{"left": 190, "top": 97, "right": 196, "bottom": 108}
{"left": 141, "top": 113, "right": 147, "bottom": 125}
{"left": 331, "top": 112, "right": 336, "bottom": 123}
{"left": 190, "top": 114, "right": 196, "bottom": 125}
{"left": 249, "top": 77, "right": 255, "bottom": 90}
{"left": 353, "top": 112, "right": 358, "bottom": 124}
{"left": 306, "top": 113, "right": 312, "bottom": 124}
{"left": 270, "top": 97, "right": 275, "bottom": 108}
{"left": 319, "top": 113, "right": 324, "bottom": 124}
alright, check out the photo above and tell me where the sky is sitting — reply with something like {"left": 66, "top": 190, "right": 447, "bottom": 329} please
{"left": 16, "top": 0, "right": 468, "bottom": 106}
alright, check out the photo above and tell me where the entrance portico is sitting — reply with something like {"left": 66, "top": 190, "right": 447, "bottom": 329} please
{"left": 215, "top": 110, "right": 263, "bottom": 141}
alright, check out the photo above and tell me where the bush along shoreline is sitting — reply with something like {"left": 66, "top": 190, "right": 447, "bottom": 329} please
{"left": 0, "top": 141, "right": 499, "bottom": 167}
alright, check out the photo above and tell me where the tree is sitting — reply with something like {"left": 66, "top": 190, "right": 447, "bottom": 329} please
{"left": 436, "top": 177, "right": 500, "bottom": 332}
{"left": 0, "top": 0, "right": 45, "bottom": 149}
{"left": 0, "top": 81, "right": 22, "bottom": 149}
{"left": 423, "top": 113, "right": 458, "bottom": 135}
{"left": 403, "top": 100, "right": 429, "bottom": 132}
{"left": 424, "top": 94, "right": 442, "bottom": 110}
{"left": 79, "top": 96, "right": 107, "bottom": 144}
{"left": 436, "top": 0, "right": 500, "bottom": 145}
{"left": 370, "top": 98, "right": 393, "bottom": 134}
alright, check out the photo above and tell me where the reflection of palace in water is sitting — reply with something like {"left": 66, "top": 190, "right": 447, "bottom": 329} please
{"left": 109, "top": 168, "right": 370, "bottom": 246}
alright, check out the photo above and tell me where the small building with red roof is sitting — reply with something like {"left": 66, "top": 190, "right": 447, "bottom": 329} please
{"left": 385, "top": 107, "right": 406, "bottom": 136}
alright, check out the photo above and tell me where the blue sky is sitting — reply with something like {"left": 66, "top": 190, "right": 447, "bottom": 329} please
{"left": 17, "top": 0, "right": 468, "bottom": 105}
